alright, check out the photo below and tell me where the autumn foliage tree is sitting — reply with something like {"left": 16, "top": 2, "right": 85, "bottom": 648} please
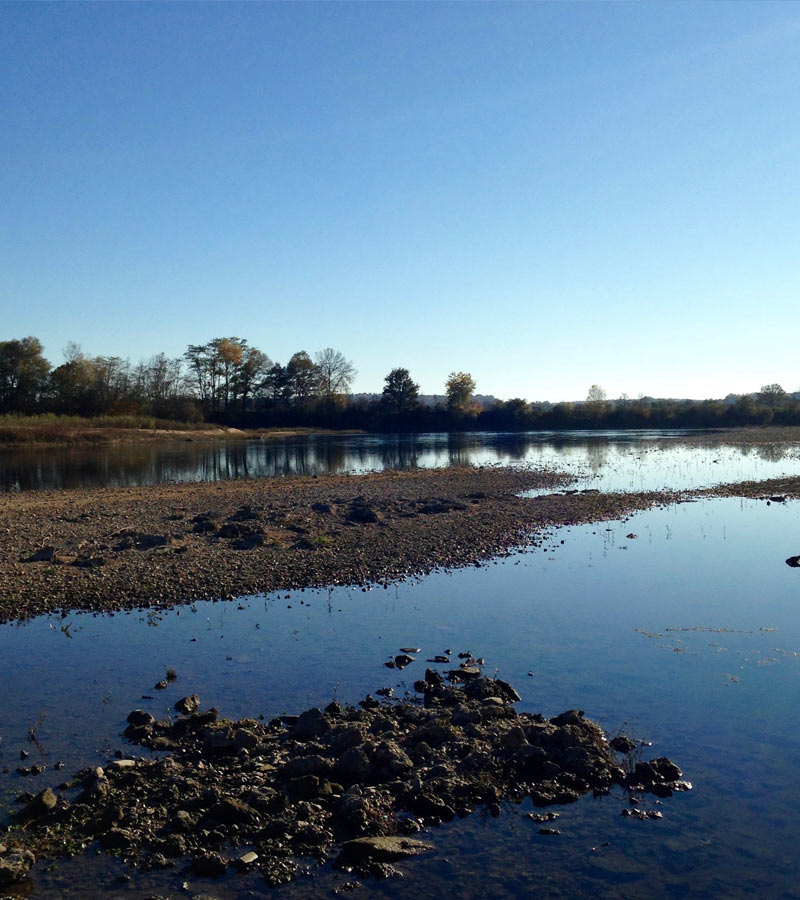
{"left": 446, "top": 371, "right": 477, "bottom": 416}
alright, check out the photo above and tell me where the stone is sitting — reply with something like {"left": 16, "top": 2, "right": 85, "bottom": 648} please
{"left": 0, "top": 849, "right": 36, "bottom": 885}
{"left": 175, "top": 695, "right": 200, "bottom": 716}
{"left": 609, "top": 735, "right": 636, "bottom": 754}
{"left": 24, "top": 546, "right": 56, "bottom": 563}
{"left": 284, "top": 755, "right": 332, "bottom": 778}
{"left": 335, "top": 746, "right": 374, "bottom": 781}
{"left": 293, "top": 708, "right": 329, "bottom": 739}
{"left": 17, "top": 787, "right": 57, "bottom": 822}
{"left": 550, "top": 709, "right": 584, "bottom": 727}
{"left": 346, "top": 499, "right": 379, "bottom": 524}
{"left": 335, "top": 836, "right": 433, "bottom": 867}
{"left": 126, "top": 710, "right": 155, "bottom": 727}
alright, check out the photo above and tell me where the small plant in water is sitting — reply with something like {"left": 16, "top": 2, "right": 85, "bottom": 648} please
{"left": 28, "top": 710, "right": 46, "bottom": 754}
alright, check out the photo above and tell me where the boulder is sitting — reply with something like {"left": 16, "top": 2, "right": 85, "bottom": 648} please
{"left": 293, "top": 708, "right": 329, "bottom": 739}
{"left": 335, "top": 836, "right": 433, "bottom": 867}
{"left": 174, "top": 694, "right": 200, "bottom": 716}
{"left": 0, "top": 849, "right": 36, "bottom": 885}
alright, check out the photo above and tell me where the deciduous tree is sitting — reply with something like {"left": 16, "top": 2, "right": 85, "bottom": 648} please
{"left": 314, "top": 348, "right": 356, "bottom": 401}
{"left": 0, "top": 337, "right": 50, "bottom": 413}
{"left": 382, "top": 367, "right": 420, "bottom": 415}
{"left": 446, "top": 371, "right": 476, "bottom": 415}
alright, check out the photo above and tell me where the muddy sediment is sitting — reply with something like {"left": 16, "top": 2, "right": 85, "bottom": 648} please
{"left": 0, "top": 665, "right": 689, "bottom": 887}
{"left": 0, "top": 466, "right": 678, "bottom": 624}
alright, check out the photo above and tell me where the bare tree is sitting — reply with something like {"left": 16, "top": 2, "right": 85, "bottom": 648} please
{"left": 314, "top": 348, "right": 356, "bottom": 401}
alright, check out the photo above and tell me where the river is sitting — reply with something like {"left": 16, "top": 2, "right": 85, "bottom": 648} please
{"left": 1, "top": 432, "right": 799, "bottom": 898}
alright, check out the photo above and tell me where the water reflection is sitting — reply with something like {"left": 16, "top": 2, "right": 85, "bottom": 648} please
{"left": 3, "top": 430, "right": 800, "bottom": 494}
{"left": 2, "top": 497, "right": 799, "bottom": 898}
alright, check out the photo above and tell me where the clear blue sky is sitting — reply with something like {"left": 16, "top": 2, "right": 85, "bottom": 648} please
{"left": 2, "top": 2, "right": 799, "bottom": 402}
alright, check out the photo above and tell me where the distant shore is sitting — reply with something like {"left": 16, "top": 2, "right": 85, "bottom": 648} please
{"left": 5, "top": 418, "right": 800, "bottom": 448}
{"left": 0, "top": 416, "right": 365, "bottom": 446}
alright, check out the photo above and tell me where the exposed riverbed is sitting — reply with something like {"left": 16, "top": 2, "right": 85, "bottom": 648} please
{"left": 1, "top": 431, "right": 800, "bottom": 899}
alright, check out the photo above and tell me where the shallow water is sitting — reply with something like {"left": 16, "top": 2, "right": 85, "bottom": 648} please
{"left": 2, "top": 495, "right": 799, "bottom": 898}
{"left": 3, "top": 429, "right": 800, "bottom": 493}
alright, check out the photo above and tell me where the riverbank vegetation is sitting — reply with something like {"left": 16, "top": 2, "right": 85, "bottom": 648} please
{"left": 2, "top": 335, "right": 799, "bottom": 437}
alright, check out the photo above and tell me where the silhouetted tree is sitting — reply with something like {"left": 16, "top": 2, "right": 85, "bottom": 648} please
{"left": 758, "top": 383, "right": 786, "bottom": 405}
{"left": 286, "top": 351, "right": 318, "bottom": 407}
{"left": 0, "top": 337, "right": 51, "bottom": 413}
{"left": 382, "top": 368, "right": 420, "bottom": 415}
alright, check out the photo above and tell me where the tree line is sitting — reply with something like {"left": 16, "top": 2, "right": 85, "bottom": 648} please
{"left": 2, "top": 335, "right": 799, "bottom": 430}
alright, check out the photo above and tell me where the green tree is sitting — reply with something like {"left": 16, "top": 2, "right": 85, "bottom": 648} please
{"left": 382, "top": 367, "right": 420, "bottom": 415}
{"left": 0, "top": 336, "right": 50, "bottom": 412}
{"left": 286, "top": 351, "right": 318, "bottom": 406}
{"left": 446, "top": 371, "right": 476, "bottom": 415}
{"left": 758, "top": 383, "right": 786, "bottom": 405}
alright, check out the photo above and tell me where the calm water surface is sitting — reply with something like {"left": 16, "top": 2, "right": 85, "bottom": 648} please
{"left": 3, "top": 429, "right": 800, "bottom": 493}
{"left": 1, "top": 436, "right": 799, "bottom": 898}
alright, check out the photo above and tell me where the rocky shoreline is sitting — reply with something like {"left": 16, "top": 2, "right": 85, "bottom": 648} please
{"left": 0, "top": 466, "right": 678, "bottom": 623}
{"left": 0, "top": 662, "right": 689, "bottom": 890}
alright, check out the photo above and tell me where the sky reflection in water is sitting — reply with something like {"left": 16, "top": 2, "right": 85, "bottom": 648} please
{"left": 2, "top": 435, "right": 800, "bottom": 897}
{"left": 3, "top": 429, "right": 800, "bottom": 493}
{"left": 1, "top": 493, "right": 799, "bottom": 898}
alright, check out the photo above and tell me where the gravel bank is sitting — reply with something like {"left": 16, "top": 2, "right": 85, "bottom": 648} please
{"left": 0, "top": 466, "right": 677, "bottom": 623}
{"left": 2, "top": 665, "right": 687, "bottom": 887}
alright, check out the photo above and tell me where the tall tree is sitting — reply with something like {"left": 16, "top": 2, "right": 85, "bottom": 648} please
{"left": 0, "top": 337, "right": 51, "bottom": 413}
{"left": 759, "top": 383, "right": 786, "bottom": 405}
{"left": 382, "top": 367, "right": 420, "bottom": 415}
{"left": 314, "top": 348, "right": 356, "bottom": 402}
{"left": 233, "top": 344, "right": 271, "bottom": 411}
{"left": 286, "top": 351, "right": 318, "bottom": 406}
{"left": 446, "top": 371, "right": 476, "bottom": 415}
{"left": 262, "top": 363, "right": 289, "bottom": 407}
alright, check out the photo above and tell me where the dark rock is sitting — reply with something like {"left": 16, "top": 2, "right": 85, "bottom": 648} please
{"left": 449, "top": 666, "right": 480, "bottom": 680}
{"left": 284, "top": 755, "right": 332, "bottom": 778}
{"left": 335, "top": 746, "right": 374, "bottom": 782}
{"left": 230, "top": 505, "right": 258, "bottom": 521}
{"left": 191, "top": 851, "right": 228, "bottom": 877}
{"left": 127, "top": 710, "right": 155, "bottom": 728}
{"left": 610, "top": 735, "right": 637, "bottom": 754}
{"left": 550, "top": 709, "right": 584, "bottom": 727}
{"left": 134, "top": 534, "right": 170, "bottom": 549}
{"left": 347, "top": 499, "right": 379, "bottom": 524}
{"left": 206, "top": 797, "right": 259, "bottom": 826}
{"left": 786, "top": 556, "right": 800, "bottom": 568}
{"left": 293, "top": 708, "right": 330, "bottom": 739}
{"left": 24, "top": 546, "right": 56, "bottom": 563}
{"left": 394, "top": 654, "right": 414, "bottom": 668}
{"left": 235, "top": 532, "right": 264, "bottom": 550}
{"left": 175, "top": 694, "right": 200, "bottom": 716}
{"left": 97, "top": 828, "right": 135, "bottom": 851}
{"left": 634, "top": 757, "right": 682, "bottom": 785}
{"left": 17, "top": 788, "right": 57, "bottom": 822}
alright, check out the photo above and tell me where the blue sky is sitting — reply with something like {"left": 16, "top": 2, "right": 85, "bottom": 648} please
{"left": 2, "top": 2, "right": 799, "bottom": 402}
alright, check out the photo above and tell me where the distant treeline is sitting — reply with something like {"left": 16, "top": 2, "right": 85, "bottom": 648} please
{"left": 1, "top": 335, "right": 798, "bottom": 431}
